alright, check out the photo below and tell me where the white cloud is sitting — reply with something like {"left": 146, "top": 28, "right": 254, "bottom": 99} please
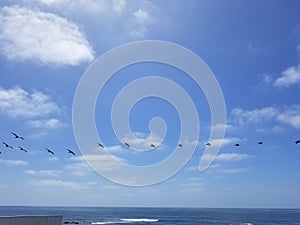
{"left": 231, "top": 105, "right": 300, "bottom": 129}
{"left": 30, "top": 179, "right": 91, "bottom": 190}
{"left": 0, "top": 86, "right": 60, "bottom": 119}
{"left": 186, "top": 166, "right": 202, "bottom": 172}
{"left": 47, "top": 156, "right": 59, "bottom": 161}
{"left": 24, "top": 169, "right": 61, "bottom": 176}
{"left": 121, "top": 132, "right": 164, "bottom": 151}
{"left": 208, "top": 137, "right": 242, "bottom": 147}
{"left": 262, "top": 73, "right": 274, "bottom": 85}
{"left": 210, "top": 163, "right": 247, "bottom": 174}
{"left": 133, "top": 9, "right": 149, "bottom": 23}
{"left": 24, "top": 0, "right": 108, "bottom": 13}
{"left": 0, "top": 5, "right": 94, "bottom": 66}
{"left": 130, "top": 8, "right": 151, "bottom": 38}
{"left": 28, "top": 118, "right": 65, "bottom": 129}
{"left": 218, "top": 167, "right": 247, "bottom": 174}
{"left": 31, "top": 0, "right": 65, "bottom": 6}
{"left": 11, "top": 0, "right": 164, "bottom": 43}
{"left": 211, "top": 123, "right": 233, "bottom": 132}
{"left": 274, "top": 65, "right": 300, "bottom": 87}
{"left": 215, "top": 153, "right": 250, "bottom": 162}
{"left": 105, "top": 145, "right": 124, "bottom": 153}
{"left": 231, "top": 107, "right": 279, "bottom": 126}
{"left": 277, "top": 105, "right": 300, "bottom": 128}
{"left": 113, "top": 0, "right": 126, "bottom": 13}
{"left": 0, "top": 86, "right": 64, "bottom": 129}
{"left": 0, "top": 159, "right": 28, "bottom": 166}
{"left": 64, "top": 161, "right": 91, "bottom": 176}
{"left": 66, "top": 153, "right": 126, "bottom": 177}
{"left": 200, "top": 153, "right": 250, "bottom": 168}
{"left": 180, "top": 177, "right": 203, "bottom": 193}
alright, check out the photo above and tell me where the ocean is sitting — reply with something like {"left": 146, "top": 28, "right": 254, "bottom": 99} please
{"left": 0, "top": 206, "right": 299, "bottom": 225}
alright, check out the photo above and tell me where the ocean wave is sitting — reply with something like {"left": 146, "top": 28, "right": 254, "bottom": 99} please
{"left": 120, "top": 218, "right": 159, "bottom": 222}
{"left": 91, "top": 218, "right": 159, "bottom": 224}
{"left": 91, "top": 222, "right": 124, "bottom": 225}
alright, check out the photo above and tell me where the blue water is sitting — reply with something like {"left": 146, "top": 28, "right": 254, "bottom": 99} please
{"left": 0, "top": 206, "right": 299, "bottom": 225}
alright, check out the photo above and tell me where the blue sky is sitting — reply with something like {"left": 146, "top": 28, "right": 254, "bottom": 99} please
{"left": 0, "top": 0, "right": 300, "bottom": 208}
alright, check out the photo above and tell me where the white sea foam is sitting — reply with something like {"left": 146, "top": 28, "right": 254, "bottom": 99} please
{"left": 91, "top": 222, "right": 122, "bottom": 224}
{"left": 91, "top": 221, "right": 122, "bottom": 225}
{"left": 91, "top": 218, "right": 159, "bottom": 224}
{"left": 120, "top": 218, "right": 159, "bottom": 222}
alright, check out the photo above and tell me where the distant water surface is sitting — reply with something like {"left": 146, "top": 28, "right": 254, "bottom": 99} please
{"left": 0, "top": 206, "right": 300, "bottom": 225}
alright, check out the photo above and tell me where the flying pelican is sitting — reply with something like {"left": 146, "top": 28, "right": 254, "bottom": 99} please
{"left": 67, "top": 149, "right": 75, "bottom": 156}
{"left": 18, "top": 146, "right": 28, "bottom": 153}
{"left": 295, "top": 140, "right": 300, "bottom": 144}
{"left": 10, "top": 132, "right": 24, "bottom": 140}
{"left": 97, "top": 143, "right": 104, "bottom": 148}
{"left": 258, "top": 141, "right": 263, "bottom": 145}
{"left": 150, "top": 144, "right": 155, "bottom": 148}
{"left": 2, "top": 142, "right": 13, "bottom": 149}
{"left": 46, "top": 148, "right": 54, "bottom": 155}
{"left": 178, "top": 144, "right": 183, "bottom": 147}
{"left": 124, "top": 143, "right": 130, "bottom": 148}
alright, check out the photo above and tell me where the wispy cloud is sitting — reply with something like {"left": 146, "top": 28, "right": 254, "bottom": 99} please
{"left": 0, "top": 159, "right": 28, "bottom": 166}
{"left": 22, "top": 0, "right": 109, "bottom": 13}
{"left": 0, "top": 5, "right": 94, "bottom": 66}
{"left": 0, "top": 86, "right": 64, "bottom": 129}
{"left": 198, "top": 152, "right": 250, "bottom": 175}
{"left": 133, "top": 9, "right": 149, "bottom": 23}
{"left": 230, "top": 105, "right": 300, "bottom": 129}
{"left": 180, "top": 177, "right": 203, "bottom": 193}
{"left": 277, "top": 105, "right": 300, "bottom": 128}
{"left": 30, "top": 179, "right": 93, "bottom": 190}
{"left": 130, "top": 8, "right": 153, "bottom": 38}
{"left": 113, "top": 0, "right": 126, "bottom": 13}
{"left": 231, "top": 107, "right": 279, "bottom": 126}
{"left": 201, "top": 152, "right": 250, "bottom": 165}
{"left": 24, "top": 169, "right": 62, "bottom": 176}
{"left": 210, "top": 163, "right": 247, "bottom": 174}
{"left": 262, "top": 39, "right": 300, "bottom": 88}
{"left": 0, "top": 86, "right": 59, "bottom": 119}
{"left": 274, "top": 65, "right": 300, "bottom": 87}
{"left": 208, "top": 137, "right": 242, "bottom": 147}
{"left": 121, "top": 132, "right": 164, "bottom": 150}
{"left": 211, "top": 123, "right": 234, "bottom": 132}
{"left": 66, "top": 153, "right": 126, "bottom": 177}
{"left": 105, "top": 145, "right": 124, "bottom": 152}
{"left": 218, "top": 167, "right": 247, "bottom": 174}
{"left": 28, "top": 118, "right": 66, "bottom": 129}
{"left": 215, "top": 153, "right": 250, "bottom": 162}
{"left": 64, "top": 161, "right": 91, "bottom": 177}
{"left": 15, "top": 0, "right": 161, "bottom": 42}
{"left": 47, "top": 156, "right": 60, "bottom": 161}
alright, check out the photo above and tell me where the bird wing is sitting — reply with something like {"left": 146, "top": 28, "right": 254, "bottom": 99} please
{"left": 67, "top": 149, "right": 75, "bottom": 155}
{"left": 11, "top": 132, "right": 18, "bottom": 137}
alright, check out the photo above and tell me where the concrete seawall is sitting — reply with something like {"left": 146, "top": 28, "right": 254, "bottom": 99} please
{"left": 0, "top": 215, "right": 62, "bottom": 225}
